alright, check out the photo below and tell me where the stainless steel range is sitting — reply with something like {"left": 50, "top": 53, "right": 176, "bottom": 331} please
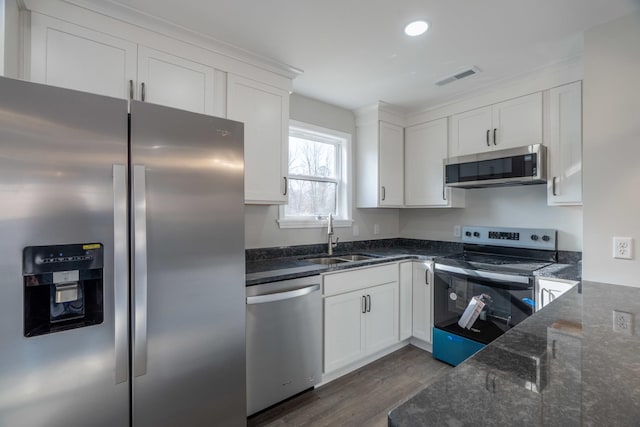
{"left": 432, "top": 226, "right": 557, "bottom": 366}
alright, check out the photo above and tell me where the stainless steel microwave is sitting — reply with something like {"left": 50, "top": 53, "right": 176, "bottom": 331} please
{"left": 444, "top": 144, "right": 547, "bottom": 189}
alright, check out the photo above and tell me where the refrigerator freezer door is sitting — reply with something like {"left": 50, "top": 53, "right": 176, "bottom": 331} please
{"left": 0, "top": 77, "right": 129, "bottom": 426}
{"left": 130, "top": 101, "right": 246, "bottom": 426}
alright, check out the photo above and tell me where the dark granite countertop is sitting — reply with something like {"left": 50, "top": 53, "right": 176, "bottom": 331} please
{"left": 389, "top": 280, "right": 640, "bottom": 426}
{"left": 245, "top": 248, "right": 453, "bottom": 286}
{"left": 246, "top": 239, "right": 582, "bottom": 286}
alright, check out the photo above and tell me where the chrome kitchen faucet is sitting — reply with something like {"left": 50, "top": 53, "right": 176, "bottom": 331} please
{"left": 327, "top": 214, "right": 339, "bottom": 255}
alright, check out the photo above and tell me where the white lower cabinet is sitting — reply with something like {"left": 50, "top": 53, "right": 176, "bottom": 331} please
{"left": 535, "top": 278, "right": 579, "bottom": 311}
{"left": 324, "top": 289, "right": 367, "bottom": 372}
{"left": 323, "top": 264, "right": 399, "bottom": 374}
{"left": 411, "top": 261, "right": 433, "bottom": 343}
{"left": 399, "top": 262, "right": 413, "bottom": 341}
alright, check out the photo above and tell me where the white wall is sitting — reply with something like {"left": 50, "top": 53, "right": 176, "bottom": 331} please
{"left": 400, "top": 185, "right": 583, "bottom": 251}
{"left": 582, "top": 11, "right": 640, "bottom": 286}
{"left": 244, "top": 93, "right": 400, "bottom": 249}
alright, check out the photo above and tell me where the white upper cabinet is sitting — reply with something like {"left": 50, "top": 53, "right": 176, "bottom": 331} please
{"left": 355, "top": 104, "right": 405, "bottom": 208}
{"left": 449, "top": 92, "right": 543, "bottom": 157}
{"left": 137, "top": 46, "right": 215, "bottom": 115}
{"left": 30, "top": 13, "right": 137, "bottom": 99}
{"left": 227, "top": 74, "right": 289, "bottom": 204}
{"left": 378, "top": 121, "right": 404, "bottom": 207}
{"left": 546, "top": 81, "right": 582, "bottom": 206}
{"left": 29, "top": 14, "right": 218, "bottom": 116}
{"left": 405, "top": 118, "right": 464, "bottom": 208}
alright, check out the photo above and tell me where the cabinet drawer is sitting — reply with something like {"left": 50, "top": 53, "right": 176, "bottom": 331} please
{"left": 323, "top": 263, "right": 397, "bottom": 296}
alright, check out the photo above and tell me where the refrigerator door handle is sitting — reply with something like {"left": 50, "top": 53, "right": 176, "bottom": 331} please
{"left": 133, "top": 164, "right": 149, "bottom": 377}
{"left": 113, "top": 164, "right": 129, "bottom": 384}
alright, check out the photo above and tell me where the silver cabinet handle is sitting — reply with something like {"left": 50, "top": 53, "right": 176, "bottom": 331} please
{"left": 442, "top": 185, "right": 447, "bottom": 201}
{"left": 493, "top": 128, "right": 497, "bottom": 145}
{"left": 246, "top": 284, "right": 320, "bottom": 304}
{"left": 425, "top": 269, "right": 429, "bottom": 285}
{"left": 128, "top": 80, "right": 134, "bottom": 101}
{"left": 540, "top": 288, "right": 547, "bottom": 308}
{"left": 141, "top": 82, "right": 146, "bottom": 102}
{"left": 552, "top": 177, "right": 558, "bottom": 196}
{"left": 486, "top": 129, "right": 490, "bottom": 146}
{"left": 381, "top": 186, "right": 386, "bottom": 201}
{"left": 113, "top": 164, "right": 129, "bottom": 384}
{"left": 283, "top": 176, "right": 288, "bottom": 196}
{"left": 366, "top": 294, "right": 371, "bottom": 312}
{"left": 362, "top": 295, "right": 366, "bottom": 314}
{"left": 133, "top": 164, "right": 148, "bottom": 377}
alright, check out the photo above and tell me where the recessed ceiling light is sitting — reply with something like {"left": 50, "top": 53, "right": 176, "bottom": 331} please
{"left": 404, "top": 20, "right": 429, "bottom": 37}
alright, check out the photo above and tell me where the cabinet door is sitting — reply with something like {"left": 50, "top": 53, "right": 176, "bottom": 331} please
{"left": 227, "top": 74, "right": 289, "bottom": 204}
{"left": 324, "top": 290, "right": 366, "bottom": 373}
{"left": 30, "top": 13, "right": 137, "bottom": 99}
{"left": 547, "top": 82, "right": 582, "bottom": 205}
{"left": 399, "top": 262, "right": 413, "bottom": 341}
{"left": 137, "top": 46, "right": 215, "bottom": 115}
{"left": 405, "top": 118, "right": 464, "bottom": 207}
{"left": 411, "top": 262, "right": 432, "bottom": 343}
{"left": 378, "top": 121, "right": 404, "bottom": 206}
{"left": 536, "top": 278, "right": 579, "bottom": 311}
{"left": 364, "top": 282, "right": 399, "bottom": 354}
{"left": 449, "top": 105, "right": 493, "bottom": 157}
{"left": 491, "top": 92, "right": 542, "bottom": 151}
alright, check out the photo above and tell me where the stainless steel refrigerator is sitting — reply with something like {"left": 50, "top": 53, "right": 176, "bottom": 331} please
{"left": 0, "top": 76, "right": 246, "bottom": 426}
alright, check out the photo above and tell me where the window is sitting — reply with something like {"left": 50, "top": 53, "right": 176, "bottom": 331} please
{"left": 278, "top": 121, "right": 352, "bottom": 228}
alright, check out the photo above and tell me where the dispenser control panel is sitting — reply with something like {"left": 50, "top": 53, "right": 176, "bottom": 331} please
{"left": 23, "top": 243, "right": 104, "bottom": 337}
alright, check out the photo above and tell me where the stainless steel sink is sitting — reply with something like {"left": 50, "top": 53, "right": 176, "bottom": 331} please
{"left": 303, "top": 257, "right": 350, "bottom": 265}
{"left": 335, "top": 254, "right": 376, "bottom": 261}
{"left": 301, "top": 254, "right": 377, "bottom": 265}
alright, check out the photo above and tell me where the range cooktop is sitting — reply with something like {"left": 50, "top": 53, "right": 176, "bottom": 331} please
{"left": 438, "top": 252, "right": 553, "bottom": 275}
{"left": 435, "top": 225, "right": 559, "bottom": 276}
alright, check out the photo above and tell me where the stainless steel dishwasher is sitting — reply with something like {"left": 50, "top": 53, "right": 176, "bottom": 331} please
{"left": 246, "top": 275, "right": 322, "bottom": 416}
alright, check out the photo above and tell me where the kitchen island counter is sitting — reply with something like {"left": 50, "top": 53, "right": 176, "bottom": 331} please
{"left": 388, "top": 280, "right": 640, "bottom": 426}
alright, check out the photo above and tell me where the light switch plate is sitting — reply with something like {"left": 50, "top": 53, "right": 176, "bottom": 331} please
{"left": 454, "top": 225, "right": 461, "bottom": 237}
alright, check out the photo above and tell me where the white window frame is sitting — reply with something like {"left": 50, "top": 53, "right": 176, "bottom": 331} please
{"left": 278, "top": 120, "right": 353, "bottom": 229}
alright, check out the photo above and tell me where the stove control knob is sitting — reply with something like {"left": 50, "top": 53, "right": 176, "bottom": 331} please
{"left": 473, "top": 232, "right": 480, "bottom": 238}
{"left": 465, "top": 231, "right": 472, "bottom": 237}
{"left": 531, "top": 235, "right": 539, "bottom": 241}
{"left": 542, "top": 235, "right": 551, "bottom": 242}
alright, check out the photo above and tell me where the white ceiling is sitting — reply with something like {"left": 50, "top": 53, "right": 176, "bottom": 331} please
{"left": 107, "top": 0, "right": 639, "bottom": 111}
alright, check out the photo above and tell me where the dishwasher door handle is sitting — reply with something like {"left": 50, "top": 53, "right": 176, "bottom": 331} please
{"left": 247, "top": 284, "right": 321, "bottom": 304}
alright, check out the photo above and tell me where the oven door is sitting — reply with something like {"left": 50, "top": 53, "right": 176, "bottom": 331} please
{"left": 433, "top": 263, "right": 535, "bottom": 345}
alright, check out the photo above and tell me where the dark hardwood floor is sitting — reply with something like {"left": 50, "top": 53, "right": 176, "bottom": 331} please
{"left": 247, "top": 345, "right": 451, "bottom": 427}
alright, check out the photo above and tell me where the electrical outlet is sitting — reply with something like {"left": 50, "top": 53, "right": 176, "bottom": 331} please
{"left": 352, "top": 224, "right": 359, "bottom": 237}
{"left": 613, "top": 237, "right": 633, "bottom": 259}
{"left": 613, "top": 310, "right": 633, "bottom": 335}
{"left": 373, "top": 224, "right": 380, "bottom": 235}
{"left": 454, "top": 225, "right": 461, "bottom": 237}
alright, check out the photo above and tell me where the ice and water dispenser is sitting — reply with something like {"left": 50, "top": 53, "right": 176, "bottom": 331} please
{"left": 23, "top": 243, "right": 104, "bottom": 337}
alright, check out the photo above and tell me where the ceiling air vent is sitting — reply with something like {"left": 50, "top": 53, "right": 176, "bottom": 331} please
{"left": 435, "top": 66, "right": 481, "bottom": 86}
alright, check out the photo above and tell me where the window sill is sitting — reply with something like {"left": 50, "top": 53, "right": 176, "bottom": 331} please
{"left": 277, "top": 218, "right": 354, "bottom": 229}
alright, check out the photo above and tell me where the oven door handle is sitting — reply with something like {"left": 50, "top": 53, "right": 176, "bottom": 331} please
{"left": 434, "top": 263, "right": 531, "bottom": 285}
